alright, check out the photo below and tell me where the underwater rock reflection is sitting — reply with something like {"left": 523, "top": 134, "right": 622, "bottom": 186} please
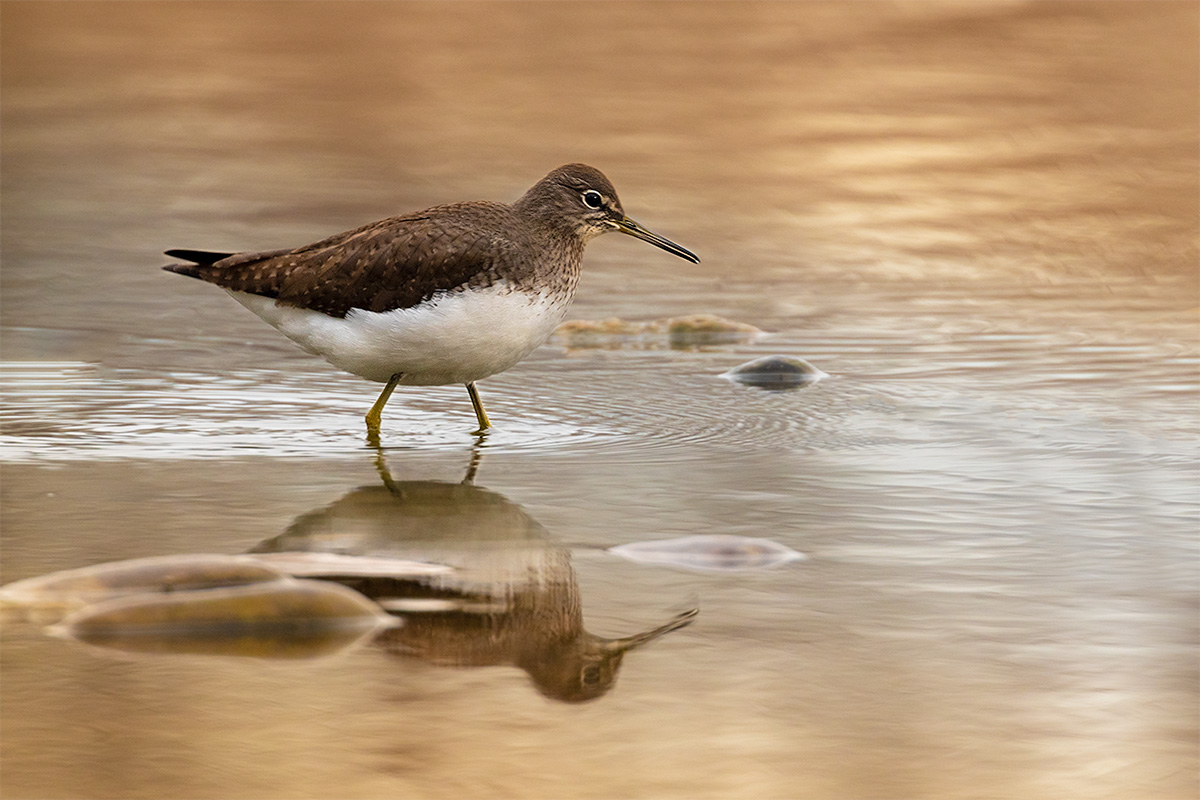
{"left": 248, "top": 452, "right": 696, "bottom": 703}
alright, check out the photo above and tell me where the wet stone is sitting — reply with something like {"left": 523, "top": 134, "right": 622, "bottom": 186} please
{"left": 722, "top": 355, "right": 828, "bottom": 391}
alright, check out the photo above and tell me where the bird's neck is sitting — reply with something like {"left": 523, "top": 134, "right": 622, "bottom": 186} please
{"left": 508, "top": 199, "right": 586, "bottom": 284}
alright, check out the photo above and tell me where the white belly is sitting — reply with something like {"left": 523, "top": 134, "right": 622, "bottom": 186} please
{"left": 228, "top": 283, "right": 569, "bottom": 385}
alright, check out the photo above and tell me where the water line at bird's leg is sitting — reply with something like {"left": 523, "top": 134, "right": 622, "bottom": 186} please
{"left": 365, "top": 372, "right": 403, "bottom": 443}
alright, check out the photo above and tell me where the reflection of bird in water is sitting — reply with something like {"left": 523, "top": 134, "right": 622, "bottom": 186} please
{"left": 249, "top": 451, "right": 695, "bottom": 702}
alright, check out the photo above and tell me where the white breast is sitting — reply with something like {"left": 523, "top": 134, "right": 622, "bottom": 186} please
{"left": 228, "top": 283, "right": 570, "bottom": 385}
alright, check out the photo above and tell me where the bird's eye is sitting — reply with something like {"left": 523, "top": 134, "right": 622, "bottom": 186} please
{"left": 582, "top": 190, "right": 604, "bottom": 210}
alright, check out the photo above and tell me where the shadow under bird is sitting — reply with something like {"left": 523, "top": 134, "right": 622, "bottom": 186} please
{"left": 162, "top": 164, "right": 699, "bottom": 436}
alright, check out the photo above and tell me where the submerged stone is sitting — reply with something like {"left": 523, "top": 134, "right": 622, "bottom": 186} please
{"left": 0, "top": 554, "right": 289, "bottom": 624}
{"left": 722, "top": 355, "right": 828, "bottom": 390}
{"left": 553, "top": 314, "right": 762, "bottom": 349}
{"left": 664, "top": 315, "right": 764, "bottom": 347}
{"left": 608, "top": 534, "right": 805, "bottom": 572}
{"left": 52, "top": 579, "right": 397, "bottom": 659}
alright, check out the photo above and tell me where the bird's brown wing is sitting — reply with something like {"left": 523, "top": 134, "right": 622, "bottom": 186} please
{"left": 164, "top": 203, "right": 523, "bottom": 318}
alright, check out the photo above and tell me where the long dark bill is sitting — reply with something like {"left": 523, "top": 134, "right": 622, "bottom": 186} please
{"left": 615, "top": 217, "right": 700, "bottom": 263}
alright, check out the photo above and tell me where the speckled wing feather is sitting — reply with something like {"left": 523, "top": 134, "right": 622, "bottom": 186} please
{"left": 165, "top": 203, "right": 527, "bottom": 319}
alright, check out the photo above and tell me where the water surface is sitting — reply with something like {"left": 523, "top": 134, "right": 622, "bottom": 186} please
{"left": 2, "top": 3, "right": 1197, "bottom": 799}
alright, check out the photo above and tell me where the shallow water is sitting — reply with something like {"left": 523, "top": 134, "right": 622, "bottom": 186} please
{"left": 2, "top": 2, "right": 1197, "bottom": 799}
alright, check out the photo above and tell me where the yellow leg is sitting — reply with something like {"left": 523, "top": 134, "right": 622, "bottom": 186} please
{"left": 465, "top": 382, "right": 492, "bottom": 432}
{"left": 366, "top": 373, "right": 403, "bottom": 435}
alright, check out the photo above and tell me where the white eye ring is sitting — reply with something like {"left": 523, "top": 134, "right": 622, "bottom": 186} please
{"left": 582, "top": 190, "right": 604, "bottom": 210}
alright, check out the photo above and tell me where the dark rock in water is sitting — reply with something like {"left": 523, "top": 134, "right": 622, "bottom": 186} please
{"left": 722, "top": 355, "right": 827, "bottom": 391}
{"left": 608, "top": 535, "right": 805, "bottom": 572}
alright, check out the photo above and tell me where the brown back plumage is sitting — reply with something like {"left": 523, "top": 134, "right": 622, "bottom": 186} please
{"left": 164, "top": 202, "right": 535, "bottom": 319}
{"left": 162, "top": 163, "right": 699, "bottom": 321}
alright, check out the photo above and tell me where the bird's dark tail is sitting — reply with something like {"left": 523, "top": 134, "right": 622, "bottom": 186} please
{"left": 162, "top": 249, "right": 235, "bottom": 279}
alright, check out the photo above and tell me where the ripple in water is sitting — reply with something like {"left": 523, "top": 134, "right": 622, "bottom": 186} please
{"left": 0, "top": 362, "right": 619, "bottom": 462}
{"left": 0, "top": 353, "right": 869, "bottom": 462}
{"left": 2, "top": 321, "right": 1194, "bottom": 465}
